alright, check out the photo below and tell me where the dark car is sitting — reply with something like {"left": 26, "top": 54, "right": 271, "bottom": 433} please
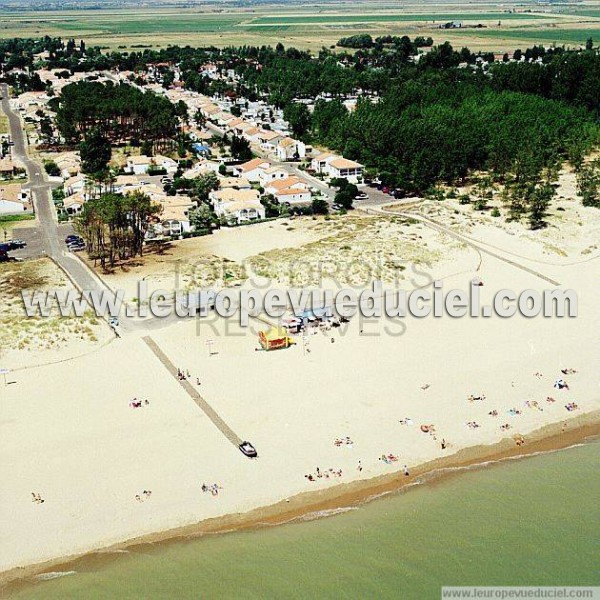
{"left": 7, "top": 240, "right": 26, "bottom": 250}
{"left": 65, "top": 235, "right": 83, "bottom": 244}
{"left": 239, "top": 441, "right": 258, "bottom": 458}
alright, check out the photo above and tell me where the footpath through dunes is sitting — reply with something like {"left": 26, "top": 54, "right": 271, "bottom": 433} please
{"left": 142, "top": 335, "right": 244, "bottom": 448}
{"left": 370, "top": 202, "right": 562, "bottom": 286}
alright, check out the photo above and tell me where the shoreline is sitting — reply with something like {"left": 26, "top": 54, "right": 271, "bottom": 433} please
{"left": 2, "top": 409, "right": 599, "bottom": 595}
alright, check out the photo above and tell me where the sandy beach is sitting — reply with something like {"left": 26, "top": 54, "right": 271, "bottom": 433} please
{"left": 1, "top": 181, "right": 599, "bottom": 589}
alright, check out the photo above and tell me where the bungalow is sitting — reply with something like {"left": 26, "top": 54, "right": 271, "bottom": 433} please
{"left": 125, "top": 155, "right": 153, "bottom": 175}
{"left": 276, "top": 137, "right": 306, "bottom": 161}
{"left": 0, "top": 198, "right": 27, "bottom": 214}
{"left": 242, "top": 126, "right": 262, "bottom": 143}
{"left": 328, "top": 157, "right": 364, "bottom": 184}
{"left": 258, "top": 166, "right": 288, "bottom": 186}
{"left": 55, "top": 155, "right": 80, "bottom": 179}
{"left": 209, "top": 188, "right": 260, "bottom": 207}
{"left": 158, "top": 204, "right": 192, "bottom": 236}
{"left": 310, "top": 153, "right": 364, "bottom": 183}
{"left": 152, "top": 155, "right": 178, "bottom": 174}
{"left": 273, "top": 187, "right": 311, "bottom": 205}
{"left": 219, "top": 176, "right": 251, "bottom": 190}
{"left": 310, "top": 152, "right": 337, "bottom": 174}
{"left": 264, "top": 176, "right": 307, "bottom": 196}
{"left": 63, "top": 193, "right": 86, "bottom": 215}
{"left": 64, "top": 174, "right": 87, "bottom": 196}
{"left": 0, "top": 159, "right": 18, "bottom": 179}
{"left": 0, "top": 183, "right": 30, "bottom": 213}
{"left": 215, "top": 199, "right": 265, "bottom": 225}
{"left": 182, "top": 161, "right": 220, "bottom": 180}
{"left": 258, "top": 130, "right": 284, "bottom": 153}
{"left": 233, "top": 158, "right": 271, "bottom": 182}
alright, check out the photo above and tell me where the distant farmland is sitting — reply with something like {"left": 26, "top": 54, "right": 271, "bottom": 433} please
{"left": 0, "top": 5, "right": 596, "bottom": 52}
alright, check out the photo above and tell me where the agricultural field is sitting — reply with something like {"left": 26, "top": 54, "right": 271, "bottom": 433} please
{"left": 0, "top": 3, "right": 598, "bottom": 52}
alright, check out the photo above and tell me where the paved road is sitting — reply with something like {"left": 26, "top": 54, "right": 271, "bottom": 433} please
{"left": 143, "top": 336, "right": 245, "bottom": 450}
{"left": 1, "top": 84, "right": 132, "bottom": 329}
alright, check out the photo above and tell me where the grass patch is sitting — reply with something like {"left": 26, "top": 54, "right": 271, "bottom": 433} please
{"left": 458, "top": 27, "right": 600, "bottom": 44}
{"left": 0, "top": 214, "right": 35, "bottom": 224}
{"left": 251, "top": 13, "right": 550, "bottom": 25}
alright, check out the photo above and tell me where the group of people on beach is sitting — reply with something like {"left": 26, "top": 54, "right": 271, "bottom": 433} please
{"left": 177, "top": 368, "right": 201, "bottom": 386}
{"left": 334, "top": 436, "right": 354, "bottom": 447}
{"left": 129, "top": 398, "right": 150, "bottom": 409}
{"left": 379, "top": 453, "right": 399, "bottom": 464}
{"left": 201, "top": 483, "right": 222, "bottom": 497}
{"left": 135, "top": 490, "right": 152, "bottom": 503}
{"left": 305, "top": 467, "right": 343, "bottom": 482}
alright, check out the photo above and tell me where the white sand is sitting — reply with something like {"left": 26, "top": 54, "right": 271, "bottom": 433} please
{"left": 0, "top": 203, "right": 599, "bottom": 576}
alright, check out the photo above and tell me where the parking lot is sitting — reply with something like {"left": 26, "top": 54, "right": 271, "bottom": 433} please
{"left": 2, "top": 222, "right": 77, "bottom": 261}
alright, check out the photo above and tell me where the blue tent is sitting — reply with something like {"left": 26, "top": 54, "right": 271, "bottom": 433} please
{"left": 192, "top": 143, "right": 211, "bottom": 156}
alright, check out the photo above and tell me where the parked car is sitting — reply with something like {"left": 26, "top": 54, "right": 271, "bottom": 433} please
{"left": 65, "top": 235, "right": 83, "bottom": 244}
{"left": 109, "top": 316, "right": 119, "bottom": 328}
{"left": 382, "top": 186, "right": 389, "bottom": 194}
{"left": 239, "top": 441, "right": 258, "bottom": 458}
{"left": 355, "top": 193, "right": 369, "bottom": 201}
{"left": 332, "top": 203, "right": 343, "bottom": 211}
{"left": 7, "top": 240, "right": 26, "bottom": 249}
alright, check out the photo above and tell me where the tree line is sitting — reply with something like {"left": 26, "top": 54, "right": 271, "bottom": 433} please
{"left": 51, "top": 81, "right": 182, "bottom": 153}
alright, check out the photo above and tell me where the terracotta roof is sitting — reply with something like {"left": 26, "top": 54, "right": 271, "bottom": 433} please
{"left": 238, "top": 158, "right": 270, "bottom": 173}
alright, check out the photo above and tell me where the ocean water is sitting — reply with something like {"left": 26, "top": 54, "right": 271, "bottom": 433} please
{"left": 6, "top": 439, "right": 600, "bottom": 600}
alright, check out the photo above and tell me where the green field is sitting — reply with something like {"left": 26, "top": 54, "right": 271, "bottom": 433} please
{"left": 251, "top": 13, "right": 551, "bottom": 25}
{"left": 0, "top": 5, "right": 597, "bottom": 52}
{"left": 459, "top": 27, "right": 600, "bottom": 44}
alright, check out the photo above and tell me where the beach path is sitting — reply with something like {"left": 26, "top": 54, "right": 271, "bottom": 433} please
{"left": 142, "top": 335, "right": 244, "bottom": 448}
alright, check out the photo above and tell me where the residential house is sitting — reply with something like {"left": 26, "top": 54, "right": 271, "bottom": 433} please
{"left": 209, "top": 187, "right": 260, "bottom": 207}
{"left": 215, "top": 199, "right": 265, "bottom": 225}
{"left": 276, "top": 137, "right": 306, "bottom": 161}
{"left": 63, "top": 192, "right": 86, "bottom": 215}
{"left": 257, "top": 166, "right": 288, "bottom": 186}
{"left": 152, "top": 155, "right": 178, "bottom": 174}
{"left": 125, "top": 155, "right": 153, "bottom": 175}
{"left": 265, "top": 176, "right": 311, "bottom": 205}
{"left": 64, "top": 174, "right": 87, "bottom": 196}
{"left": 208, "top": 187, "right": 264, "bottom": 224}
{"left": 257, "top": 130, "right": 284, "bottom": 153}
{"left": 0, "top": 159, "right": 18, "bottom": 179}
{"left": 233, "top": 158, "right": 271, "bottom": 182}
{"left": 310, "top": 153, "right": 364, "bottom": 183}
{"left": 273, "top": 187, "right": 311, "bottom": 205}
{"left": 0, "top": 184, "right": 30, "bottom": 214}
{"left": 310, "top": 152, "right": 336, "bottom": 174}
{"left": 219, "top": 176, "right": 251, "bottom": 190}
{"left": 328, "top": 157, "right": 364, "bottom": 183}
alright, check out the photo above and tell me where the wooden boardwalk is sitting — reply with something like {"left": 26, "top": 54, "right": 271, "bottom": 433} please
{"left": 143, "top": 336, "right": 243, "bottom": 448}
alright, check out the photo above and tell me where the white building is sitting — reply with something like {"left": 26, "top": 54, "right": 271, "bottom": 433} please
{"left": 125, "top": 155, "right": 152, "bottom": 175}
{"left": 215, "top": 200, "right": 265, "bottom": 224}
{"left": 276, "top": 137, "right": 306, "bottom": 161}
{"left": 233, "top": 158, "right": 271, "bottom": 182}
{"left": 257, "top": 166, "right": 288, "bottom": 186}
{"left": 311, "top": 153, "right": 363, "bottom": 184}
